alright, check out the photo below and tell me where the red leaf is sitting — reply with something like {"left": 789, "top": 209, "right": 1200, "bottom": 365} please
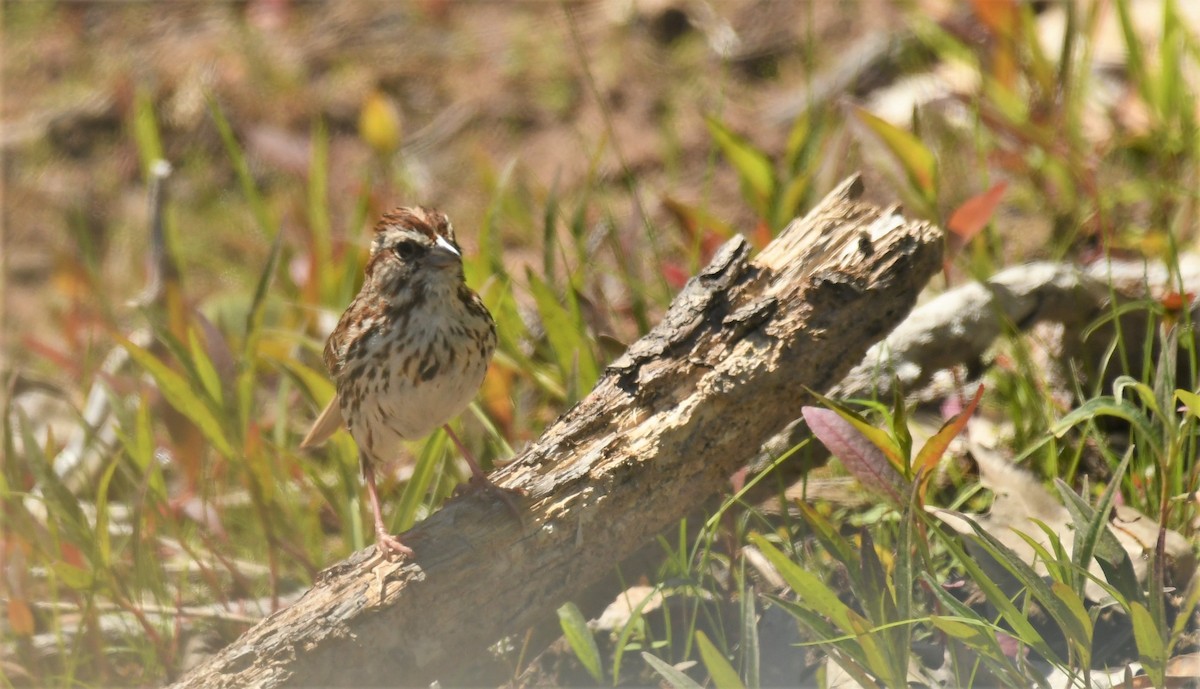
{"left": 916, "top": 384, "right": 985, "bottom": 480}
{"left": 948, "top": 181, "right": 1008, "bottom": 243}
{"left": 661, "top": 261, "right": 690, "bottom": 290}
{"left": 802, "top": 406, "right": 909, "bottom": 505}
{"left": 970, "top": 0, "right": 1018, "bottom": 37}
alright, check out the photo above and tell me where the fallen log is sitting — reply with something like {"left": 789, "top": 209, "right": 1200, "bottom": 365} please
{"left": 171, "top": 175, "right": 942, "bottom": 688}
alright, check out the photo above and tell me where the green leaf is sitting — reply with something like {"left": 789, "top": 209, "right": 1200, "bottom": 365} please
{"left": 740, "top": 589, "right": 759, "bottom": 689}
{"left": 1112, "top": 375, "right": 1160, "bottom": 417}
{"left": 929, "top": 616, "right": 1012, "bottom": 666}
{"left": 795, "top": 502, "right": 859, "bottom": 575}
{"left": 1054, "top": 450, "right": 1140, "bottom": 602}
{"left": 238, "top": 226, "right": 284, "bottom": 430}
{"left": 17, "top": 410, "right": 92, "bottom": 553}
{"left": 922, "top": 511, "right": 1059, "bottom": 664}
{"left": 1050, "top": 581, "right": 1092, "bottom": 662}
{"left": 526, "top": 269, "right": 598, "bottom": 397}
{"left": 748, "top": 534, "right": 857, "bottom": 635}
{"left": 132, "top": 87, "right": 165, "bottom": 178}
{"left": 118, "top": 335, "right": 235, "bottom": 458}
{"left": 558, "top": 602, "right": 604, "bottom": 684}
{"left": 642, "top": 652, "right": 704, "bottom": 689}
{"left": 188, "top": 327, "right": 225, "bottom": 408}
{"left": 393, "top": 432, "right": 447, "bottom": 532}
{"left": 852, "top": 106, "right": 938, "bottom": 203}
{"left": 1129, "top": 601, "right": 1166, "bottom": 688}
{"left": 93, "top": 458, "right": 121, "bottom": 570}
{"left": 51, "top": 561, "right": 93, "bottom": 591}
{"left": 695, "top": 631, "right": 745, "bottom": 689}
{"left": 207, "top": 94, "right": 273, "bottom": 235}
{"left": 705, "top": 116, "right": 776, "bottom": 217}
{"left": 611, "top": 586, "right": 660, "bottom": 685}
{"left": 1050, "top": 397, "right": 1159, "bottom": 458}
{"left": 1175, "top": 389, "right": 1200, "bottom": 418}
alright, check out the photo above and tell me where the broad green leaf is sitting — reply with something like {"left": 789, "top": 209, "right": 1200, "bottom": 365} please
{"left": 1050, "top": 581, "right": 1092, "bottom": 663}
{"left": 705, "top": 116, "right": 776, "bottom": 217}
{"left": 695, "top": 631, "right": 745, "bottom": 689}
{"left": 852, "top": 106, "right": 938, "bottom": 202}
{"left": 847, "top": 613, "right": 900, "bottom": 688}
{"left": 795, "top": 501, "right": 858, "bottom": 572}
{"left": 51, "top": 561, "right": 93, "bottom": 591}
{"left": 1054, "top": 450, "right": 1140, "bottom": 603}
{"left": 1175, "top": 389, "right": 1200, "bottom": 418}
{"left": 642, "top": 652, "right": 704, "bottom": 689}
{"left": 1129, "top": 601, "right": 1166, "bottom": 688}
{"left": 748, "top": 534, "right": 856, "bottom": 634}
{"left": 118, "top": 335, "right": 235, "bottom": 458}
{"left": 558, "top": 602, "right": 604, "bottom": 684}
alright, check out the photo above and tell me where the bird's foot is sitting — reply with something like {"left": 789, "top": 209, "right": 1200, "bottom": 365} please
{"left": 456, "top": 474, "right": 526, "bottom": 523}
{"left": 373, "top": 529, "right": 414, "bottom": 560}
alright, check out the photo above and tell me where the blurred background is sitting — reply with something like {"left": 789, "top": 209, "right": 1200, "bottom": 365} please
{"left": 3, "top": 1, "right": 1199, "bottom": 686}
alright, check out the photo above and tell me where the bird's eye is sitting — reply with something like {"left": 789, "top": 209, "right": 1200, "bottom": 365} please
{"left": 393, "top": 240, "right": 422, "bottom": 260}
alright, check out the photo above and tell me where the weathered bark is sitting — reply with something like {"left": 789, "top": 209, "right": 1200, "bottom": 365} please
{"left": 170, "top": 176, "right": 943, "bottom": 688}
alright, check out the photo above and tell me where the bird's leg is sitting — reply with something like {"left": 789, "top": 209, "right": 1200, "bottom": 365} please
{"left": 442, "top": 423, "right": 491, "bottom": 483}
{"left": 443, "top": 424, "right": 525, "bottom": 517}
{"left": 362, "top": 458, "right": 413, "bottom": 558}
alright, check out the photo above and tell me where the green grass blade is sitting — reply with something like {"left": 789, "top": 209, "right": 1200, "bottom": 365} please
{"left": 704, "top": 116, "right": 776, "bottom": 218}
{"left": 118, "top": 335, "right": 234, "bottom": 458}
{"left": 393, "top": 432, "right": 447, "bottom": 532}
{"left": 558, "top": 602, "right": 604, "bottom": 684}
{"left": 206, "top": 93, "right": 273, "bottom": 235}
{"left": 642, "top": 652, "right": 704, "bottom": 689}
{"left": 740, "top": 589, "right": 760, "bottom": 689}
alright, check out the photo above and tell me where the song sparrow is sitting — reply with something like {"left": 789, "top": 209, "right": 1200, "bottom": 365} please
{"left": 301, "top": 206, "right": 499, "bottom": 556}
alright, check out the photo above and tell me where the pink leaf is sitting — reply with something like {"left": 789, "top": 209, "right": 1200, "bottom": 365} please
{"left": 803, "top": 406, "right": 909, "bottom": 505}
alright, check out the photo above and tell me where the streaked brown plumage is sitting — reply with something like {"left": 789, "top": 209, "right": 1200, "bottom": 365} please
{"left": 302, "top": 206, "right": 497, "bottom": 556}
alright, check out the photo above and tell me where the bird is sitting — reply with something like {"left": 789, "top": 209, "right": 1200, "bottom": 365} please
{"left": 301, "top": 206, "right": 500, "bottom": 557}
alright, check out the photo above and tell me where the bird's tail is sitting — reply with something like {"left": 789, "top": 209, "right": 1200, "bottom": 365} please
{"left": 301, "top": 395, "right": 344, "bottom": 448}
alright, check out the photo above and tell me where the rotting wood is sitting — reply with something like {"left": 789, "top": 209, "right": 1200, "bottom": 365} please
{"left": 170, "top": 175, "right": 943, "bottom": 688}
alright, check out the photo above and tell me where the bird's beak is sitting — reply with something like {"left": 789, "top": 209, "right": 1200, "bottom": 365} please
{"left": 428, "top": 235, "right": 462, "bottom": 271}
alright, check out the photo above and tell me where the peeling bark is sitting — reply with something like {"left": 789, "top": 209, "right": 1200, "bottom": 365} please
{"left": 170, "top": 176, "right": 943, "bottom": 688}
